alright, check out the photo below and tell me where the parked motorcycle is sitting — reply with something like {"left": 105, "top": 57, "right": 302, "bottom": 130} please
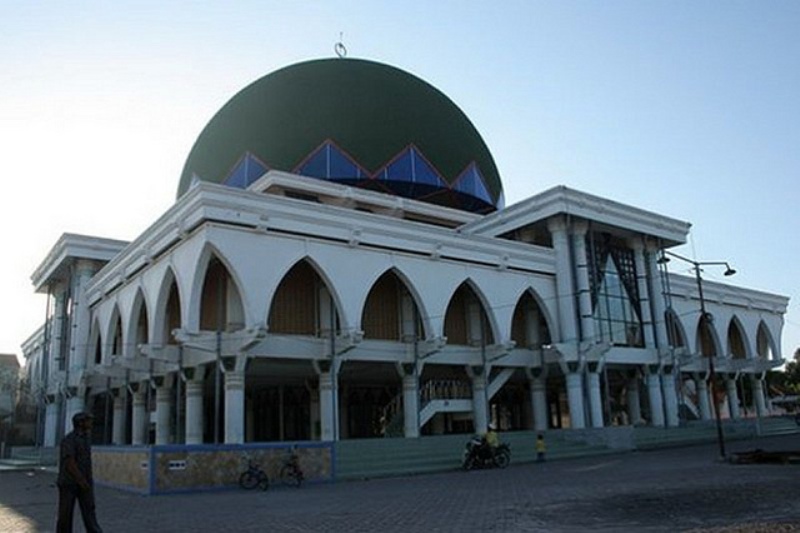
{"left": 462, "top": 436, "right": 511, "bottom": 470}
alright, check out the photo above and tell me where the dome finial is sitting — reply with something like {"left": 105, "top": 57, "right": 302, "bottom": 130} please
{"left": 334, "top": 32, "right": 347, "bottom": 59}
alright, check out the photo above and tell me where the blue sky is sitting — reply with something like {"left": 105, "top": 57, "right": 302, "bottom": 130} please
{"left": 1, "top": 1, "right": 798, "bottom": 363}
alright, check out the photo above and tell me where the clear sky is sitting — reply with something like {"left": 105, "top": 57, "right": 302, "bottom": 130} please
{"left": 1, "top": 1, "right": 798, "bottom": 365}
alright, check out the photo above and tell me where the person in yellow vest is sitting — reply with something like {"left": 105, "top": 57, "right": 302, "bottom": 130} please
{"left": 536, "top": 433, "right": 546, "bottom": 462}
{"left": 480, "top": 422, "right": 499, "bottom": 461}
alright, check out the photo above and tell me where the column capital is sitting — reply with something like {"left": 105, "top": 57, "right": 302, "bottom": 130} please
{"left": 570, "top": 219, "right": 589, "bottom": 237}
{"left": 546, "top": 215, "right": 568, "bottom": 234}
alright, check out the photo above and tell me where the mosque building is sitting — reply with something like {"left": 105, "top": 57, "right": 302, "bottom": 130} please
{"left": 22, "top": 57, "right": 788, "bottom": 454}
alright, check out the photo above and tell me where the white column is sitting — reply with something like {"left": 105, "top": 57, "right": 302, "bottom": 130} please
{"left": 752, "top": 376, "right": 767, "bottom": 417}
{"left": 696, "top": 376, "right": 712, "bottom": 421}
{"left": 726, "top": 378, "right": 740, "bottom": 419}
{"left": 645, "top": 242, "right": 669, "bottom": 351}
{"left": 112, "top": 391, "right": 126, "bottom": 445}
{"left": 224, "top": 370, "right": 245, "bottom": 444}
{"left": 131, "top": 391, "right": 147, "bottom": 445}
{"left": 155, "top": 380, "right": 173, "bottom": 445}
{"left": 647, "top": 371, "right": 665, "bottom": 427}
{"left": 572, "top": 221, "right": 595, "bottom": 343}
{"left": 65, "top": 396, "right": 86, "bottom": 434}
{"left": 530, "top": 376, "right": 548, "bottom": 432}
{"left": 548, "top": 217, "right": 577, "bottom": 344}
{"left": 627, "top": 376, "right": 642, "bottom": 425}
{"left": 44, "top": 401, "right": 59, "bottom": 447}
{"left": 566, "top": 372, "right": 586, "bottom": 429}
{"left": 69, "top": 259, "right": 96, "bottom": 367}
{"left": 319, "top": 372, "right": 337, "bottom": 441}
{"left": 50, "top": 288, "right": 67, "bottom": 372}
{"left": 402, "top": 375, "right": 419, "bottom": 438}
{"left": 631, "top": 239, "right": 655, "bottom": 348}
{"left": 185, "top": 380, "right": 204, "bottom": 445}
{"left": 471, "top": 374, "right": 488, "bottom": 433}
{"left": 587, "top": 372, "right": 604, "bottom": 428}
{"left": 662, "top": 373, "right": 679, "bottom": 427}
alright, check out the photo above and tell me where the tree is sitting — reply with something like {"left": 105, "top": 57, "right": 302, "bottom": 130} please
{"left": 783, "top": 348, "right": 800, "bottom": 393}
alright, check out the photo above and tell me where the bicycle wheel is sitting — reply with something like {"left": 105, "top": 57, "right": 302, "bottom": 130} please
{"left": 258, "top": 473, "right": 270, "bottom": 491}
{"left": 280, "top": 465, "right": 302, "bottom": 487}
{"left": 239, "top": 471, "right": 259, "bottom": 490}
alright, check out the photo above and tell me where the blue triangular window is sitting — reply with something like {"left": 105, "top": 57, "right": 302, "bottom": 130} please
{"left": 379, "top": 147, "right": 413, "bottom": 182}
{"left": 224, "top": 152, "right": 269, "bottom": 189}
{"left": 296, "top": 144, "right": 329, "bottom": 179}
{"left": 454, "top": 164, "right": 492, "bottom": 204}
{"left": 410, "top": 147, "right": 446, "bottom": 187}
{"left": 328, "top": 144, "right": 364, "bottom": 180}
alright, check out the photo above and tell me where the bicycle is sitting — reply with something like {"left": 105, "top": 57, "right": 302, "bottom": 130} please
{"left": 239, "top": 459, "right": 269, "bottom": 491}
{"left": 279, "top": 447, "right": 304, "bottom": 487}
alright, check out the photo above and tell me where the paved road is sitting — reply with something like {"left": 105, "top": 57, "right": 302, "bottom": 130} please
{"left": 2, "top": 435, "right": 799, "bottom": 532}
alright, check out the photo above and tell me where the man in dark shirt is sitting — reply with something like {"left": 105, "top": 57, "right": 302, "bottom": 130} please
{"left": 56, "top": 411, "right": 103, "bottom": 533}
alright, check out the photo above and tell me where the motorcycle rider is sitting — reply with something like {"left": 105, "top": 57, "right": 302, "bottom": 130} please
{"left": 482, "top": 423, "right": 500, "bottom": 461}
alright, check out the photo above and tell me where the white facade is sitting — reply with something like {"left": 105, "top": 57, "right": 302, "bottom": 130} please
{"left": 22, "top": 172, "right": 788, "bottom": 446}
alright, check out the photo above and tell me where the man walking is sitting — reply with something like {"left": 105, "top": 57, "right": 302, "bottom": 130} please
{"left": 56, "top": 412, "right": 103, "bottom": 533}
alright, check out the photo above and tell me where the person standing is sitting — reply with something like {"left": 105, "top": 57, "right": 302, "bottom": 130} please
{"left": 536, "top": 433, "right": 546, "bottom": 463}
{"left": 56, "top": 412, "right": 103, "bottom": 533}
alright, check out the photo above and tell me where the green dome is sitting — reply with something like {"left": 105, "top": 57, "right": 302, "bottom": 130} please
{"left": 178, "top": 58, "right": 502, "bottom": 212}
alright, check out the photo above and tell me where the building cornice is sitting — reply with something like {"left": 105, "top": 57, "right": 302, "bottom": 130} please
{"left": 31, "top": 233, "right": 129, "bottom": 293}
{"left": 461, "top": 185, "right": 691, "bottom": 245}
{"left": 84, "top": 180, "right": 556, "bottom": 305}
{"left": 667, "top": 274, "right": 789, "bottom": 315}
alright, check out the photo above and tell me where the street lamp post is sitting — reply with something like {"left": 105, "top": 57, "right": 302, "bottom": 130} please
{"left": 658, "top": 250, "right": 736, "bottom": 460}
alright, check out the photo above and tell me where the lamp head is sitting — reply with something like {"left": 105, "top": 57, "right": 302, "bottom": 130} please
{"left": 724, "top": 267, "right": 736, "bottom": 276}
{"left": 657, "top": 255, "right": 670, "bottom": 265}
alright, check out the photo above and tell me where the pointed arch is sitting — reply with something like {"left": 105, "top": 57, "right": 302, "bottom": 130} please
{"left": 443, "top": 280, "right": 496, "bottom": 346}
{"left": 267, "top": 258, "right": 341, "bottom": 336}
{"left": 106, "top": 305, "right": 123, "bottom": 359}
{"left": 756, "top": 321, "right": 777, "bottom": 360}
{"left": 152, "top": 267, "right": 183, "bottom": 345}
{"left": 126, "top": 289, "right": 149, "bottom": 358}
{"left": 361, "top": 268, "right": 425, "bottom": 341}
{"left": 727, "top": 316, "right": 750, "bottom": 359}
{"left": 90, "top": 317, "right": 102, "bottom": 365}
{"left": 696, "top": 313, "right": 721, "bottom": 357}
{"left": 196, "top": 251, "right": 246, "bottom": 332}
{"left": 510, "top": 290, "right": 552, "bottom": 349}
{"left": 665, "top": 309, "right": 687, "bottom": 349}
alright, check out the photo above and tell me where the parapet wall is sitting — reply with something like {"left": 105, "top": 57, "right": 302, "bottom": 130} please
{"left": 93, "top": 441, "right": 333, "bottom": 495}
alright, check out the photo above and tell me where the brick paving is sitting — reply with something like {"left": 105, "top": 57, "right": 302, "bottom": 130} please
{"left": 1, "top": 435, "right": 799, "bottom": 532}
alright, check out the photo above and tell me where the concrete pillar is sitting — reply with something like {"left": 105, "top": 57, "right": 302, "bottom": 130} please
{"left": 662, "top": 373, "right": 679, "bottom": 427}
{"left": 647, "top": 371, "right": 665, "bottom": 427}
{"left": 65, "top": 396, "right": 86, "bottom": 434}
{"left": 530, "top": 376, "right": 548, "bottom": 432}
{"left": 310, "top": 389, "right": 321, "bottom": 440}
{"left": 112, "top": 390, "right": 126, "bottom": 445}
{"left": 566, "top": 372, "right": 586, "bottom": 429}
{"left": 726, "top": 378, "right": 740, "bottom": 419}
{"left": 319, "top": 372, "right": 338, "bottom": 441}
{"left": 696, "top": 376, "right": 712, "bottom": 421}
{"left": 471, "top": 374, "right": 489, "bottom": 433}
{"left": 44, "top": 401, "right": 59, "bottom": 447}
{"left": 69, "top": 259, "right": 96, "bottom": 367}
{"left": 402, "top": 375, "right": 419, "bottom": 438}
{"left": 752, "top": 376, "right": 767, "bottom": 417}
{"left": 131, "top": 391, "right": 147, "bottom": 445}
{"left": 50, "top": 288, "right": 67, "bottom": 372}
{"left": 155, "top": 380, "right": 173, "bottom": 445}
{"left": 645, "top": 242, "right": 669, "bottom": 351}
{"left": 572, "top": 221, "right": 595, "bottom": 343}
{"left": 587, "top": 372, "right": 604, "bottom": 428}
{"left": 547, "top": 217, "right": 577, "bottom": 344}
{"left": 631, "top": 239, "right": 655, "bottom": 348}
{"left": 627, "top": 376, "right": 642, "bottom": 425}
{"left": 224, "top": 370, "right": 245, "bottom": 444}
{"left": 185, "top": 380, "right": 204, "bottom": 445}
